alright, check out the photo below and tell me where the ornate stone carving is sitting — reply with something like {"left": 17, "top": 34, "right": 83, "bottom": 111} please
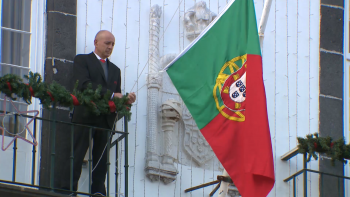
{"left": 146, "top": 2, "right": 221, "bottom": 184}
{"left": 145, "top": 6, "right": 183, "bottom": 185}
{"left": 145, "top": 99, "right": 182, "bottom": 184}
{"left": 227, "top": 184, "right": 241, "bottom": 197}
{"left": 160, "top": 53, "right": 177, "bottom": 69}
{"left": 145, "top": 4, "right": 162, "bottom": 182}
{"left": 158, "top": 99, "right": 182, "bottom": 184}
{"left": 182, "top": 107, "right": 215, "bottom": 166}
{"left": 148, "top": 4, "right": 162, "bottom": 86}
{"left": 161, "top": 99, "right": 182, "bottom": 165}
{"left": 184, "top": 1, "right": 217, "bottom": 41}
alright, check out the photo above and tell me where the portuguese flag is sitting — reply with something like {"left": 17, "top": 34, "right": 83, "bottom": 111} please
{"left": 164, "top": 0, "right": 275, "bottom": 196}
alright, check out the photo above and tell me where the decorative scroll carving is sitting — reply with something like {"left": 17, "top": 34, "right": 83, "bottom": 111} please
{"left": 184, "top": 1, "right": 217, "bottom": 41}
{"left": 145, "top": 4, "right": 162, "bottom": 182}
{"left": 182, "top": 107, "right": 215, "bottom": 166}
{"left": 159, "top": 99, "right": 182, "bottom": 184}
{"left": 161, "top": 99, "right": 181, "bottom": 164}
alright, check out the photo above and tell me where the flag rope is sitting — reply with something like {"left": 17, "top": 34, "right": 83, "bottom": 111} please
{"left": 162, "top": 0, "right": 235, "bottom": 71}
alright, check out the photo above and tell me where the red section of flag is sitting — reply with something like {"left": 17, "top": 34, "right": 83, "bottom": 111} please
{"left": 201, "top": 54, "right": 274, "bottom": 197}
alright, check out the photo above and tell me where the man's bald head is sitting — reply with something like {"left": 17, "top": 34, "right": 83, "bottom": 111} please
{"left": 94, "top": 30, "right": 115, "bottom": 59}
{"left": 95, "top": 30, "right": 115, "bottom": 41}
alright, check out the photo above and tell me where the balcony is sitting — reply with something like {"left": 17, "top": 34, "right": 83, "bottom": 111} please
{"left": 282, "top": 147, "right": 349, "bottom": 197}
{"left": 0, "top": 108, "right": 129, "bottom": 197}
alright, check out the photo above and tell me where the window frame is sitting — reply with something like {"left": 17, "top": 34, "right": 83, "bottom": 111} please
{"left": 346, "top": 0, "right": 350, "bottom": 60}
{"left": 344, "top": 0, "right": 350, "bottom": 196}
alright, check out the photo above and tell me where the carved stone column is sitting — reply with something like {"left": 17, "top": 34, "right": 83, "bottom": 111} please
{"left": 159, "top": 99, "right": 181, "bottom": 184}
{"left": 145, "top": 4, "right": 162, "bottom": 182}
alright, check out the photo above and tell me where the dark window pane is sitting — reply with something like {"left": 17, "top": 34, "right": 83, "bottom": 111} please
{"left": 1, "top": 30, "right": 30, "bottom": 67}
{"left": 0, "top": 65, "right": 29, "bottom": 78}
{"left": 1, "top": 0, "right": 31, "bottom": 32}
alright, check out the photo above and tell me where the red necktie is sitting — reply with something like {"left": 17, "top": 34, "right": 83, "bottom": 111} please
{"left": 100, "top": 59, "right": 106, "bottom": 63}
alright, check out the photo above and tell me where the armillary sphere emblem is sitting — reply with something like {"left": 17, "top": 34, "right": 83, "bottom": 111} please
{"left": 213, "top": 54, "right": 247, "bottom": 122}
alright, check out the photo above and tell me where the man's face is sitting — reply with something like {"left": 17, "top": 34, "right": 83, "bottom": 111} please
{"left": 94, "top": 33, "right": 115, "bottom": 59}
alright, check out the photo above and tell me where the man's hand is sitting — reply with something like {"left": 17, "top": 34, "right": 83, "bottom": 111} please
{"left": 113, "top": 92, "right": 136, "bottom": 104}
{"left": 113, "top": 93, "right": 123, "bottom": 99}
{"left": 127, "top": 92, "right": 136, "bottom": 104}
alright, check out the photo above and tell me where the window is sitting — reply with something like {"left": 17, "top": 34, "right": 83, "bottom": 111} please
{"left": 0, "top": 0, "right": 32, "bottom": 138}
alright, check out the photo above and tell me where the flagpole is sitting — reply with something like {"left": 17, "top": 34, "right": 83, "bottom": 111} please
{"left": 216, "top": 1, "right": 273, "bottom": 196}
{"left": 217, "top": 170, "right": 230, "bottom": 197}
{"left": 258, "top": 0, "right": 273, "bottom": 50}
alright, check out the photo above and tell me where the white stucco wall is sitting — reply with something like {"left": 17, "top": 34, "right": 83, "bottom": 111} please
{"left": 260, "top": 0, "right": 320, "bottom": 196}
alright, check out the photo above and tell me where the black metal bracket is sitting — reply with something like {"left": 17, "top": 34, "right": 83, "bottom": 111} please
{"left": 184, "top": 175, "right": 233, "bottom": 197}
{"left": 110, "top": 133, "right": 128, "bottom": 148}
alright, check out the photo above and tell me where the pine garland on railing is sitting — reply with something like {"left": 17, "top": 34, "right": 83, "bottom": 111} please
{"left": 0, "top": 72, "right": 132, "bottom": 120}
{"left": 297, "top": 133, "right": 350, "bottom": 165}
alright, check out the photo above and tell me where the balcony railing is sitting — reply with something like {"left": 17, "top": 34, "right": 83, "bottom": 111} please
{"left": 282, "top": 148, "right": 349, "bottom": 197}
{"left": 0, "top": 108, "right": 129, "bottom": 197}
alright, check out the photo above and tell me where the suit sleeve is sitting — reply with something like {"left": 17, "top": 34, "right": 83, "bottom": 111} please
{"left": 73, "top": 55, "right": 113, "bottom": 98}
{"left": 115, "top": 70, "right": 121, "bottom": 94}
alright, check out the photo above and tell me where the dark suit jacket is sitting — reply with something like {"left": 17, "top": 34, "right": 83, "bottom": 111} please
{"left": 72, "top": 52, "right": 121, "bottom": 128}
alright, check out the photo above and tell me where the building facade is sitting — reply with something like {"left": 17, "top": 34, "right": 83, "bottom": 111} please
{"left": 0, "top": 0, "right": 348, "bottom": 196}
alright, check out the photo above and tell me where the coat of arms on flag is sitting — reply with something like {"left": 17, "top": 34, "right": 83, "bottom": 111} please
{"left": 215, "top": 55, "right": 247, "bottom": 122}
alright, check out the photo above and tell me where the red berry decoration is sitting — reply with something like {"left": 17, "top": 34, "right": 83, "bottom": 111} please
{"left": 330, "top": 142, "right": 334, "bottom": 148}
{"left": 126, "top": 106, "right": 130, "bottom": 111}
{"left": 314, "top": 142, "right": 318, "bottom": 149}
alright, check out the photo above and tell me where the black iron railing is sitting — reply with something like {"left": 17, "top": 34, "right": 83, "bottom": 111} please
{"left": 0, "top": 108, "right": 129, "bottom": 197}
{"left": 282, "top": 148, "right": 349, "bottom": 197}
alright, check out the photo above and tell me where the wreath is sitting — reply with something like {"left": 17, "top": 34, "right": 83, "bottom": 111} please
{"left": 0, "top": 72, "right": 132, "bottom": 120}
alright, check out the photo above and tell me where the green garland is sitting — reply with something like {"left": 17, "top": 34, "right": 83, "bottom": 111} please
{"left": 0, "top": 72, "right": 132, "bottom": 120}
{"left": 297, "top": 133, "right": 350, "bottom": 164}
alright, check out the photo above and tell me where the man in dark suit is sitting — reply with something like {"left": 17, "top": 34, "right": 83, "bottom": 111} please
{"left": 60, "top": 30, "right": 136, "bottom": 196}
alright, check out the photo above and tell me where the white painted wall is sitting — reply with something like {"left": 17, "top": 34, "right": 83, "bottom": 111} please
{"left": 75, "top": 0, "right": 321, "bottom": 197}
{"left": 261, "top": 0, "right": 320, "bottom": 197}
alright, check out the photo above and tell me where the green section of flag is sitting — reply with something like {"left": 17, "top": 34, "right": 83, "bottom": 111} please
{"left": 167, "top": 0, "right": 260, "bottom": 129}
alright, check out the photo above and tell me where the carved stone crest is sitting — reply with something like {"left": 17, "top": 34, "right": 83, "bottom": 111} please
{"left": 182, "top": 107, "right": 214, "bottom": 166}
{"left": 145, "top": 2, "right": 220, "bottom": 185}
{"left": 184, "top": 1, "right": 217, "bottom": 41}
